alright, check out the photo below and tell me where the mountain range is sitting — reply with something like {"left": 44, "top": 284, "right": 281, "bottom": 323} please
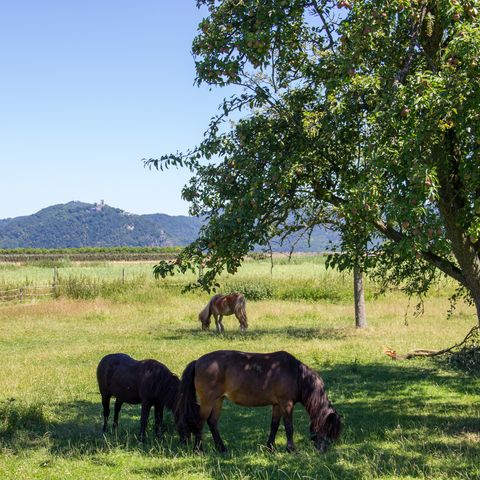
{"left": 0, "top": 201, "right": 338, "bottom": 251}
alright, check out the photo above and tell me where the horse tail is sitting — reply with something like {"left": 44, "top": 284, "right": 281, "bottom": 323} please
{"left": 96, "top": 355, "right": 111, "bottom": 396}
{"left": 235, "top": 293, "right": 248, "bottom": 329}
{"left": 176, "top": 360, "right": 202, "bottom": 436}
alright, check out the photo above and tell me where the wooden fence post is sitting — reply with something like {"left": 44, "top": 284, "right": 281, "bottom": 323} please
{"left": 53, "top": 267, "right": 58, "bottom": 296}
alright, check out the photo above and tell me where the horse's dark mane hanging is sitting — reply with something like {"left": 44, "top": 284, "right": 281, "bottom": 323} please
{"left": 298, "top": 363, "right": 327, "bottom": 416}
{"left": 298, "top": 362, "right": 341, "bottom": 439}
{"left": 162, "top": 372, "right": 181, "bottom": 411}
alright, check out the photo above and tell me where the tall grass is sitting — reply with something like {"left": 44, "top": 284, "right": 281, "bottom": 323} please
{"left": 0, "top": 255, "right": 461, "bottom": 305}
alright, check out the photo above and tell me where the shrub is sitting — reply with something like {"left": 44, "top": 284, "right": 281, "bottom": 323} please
{"left": 225, "top": 280, "right": 274, "bottom": 301}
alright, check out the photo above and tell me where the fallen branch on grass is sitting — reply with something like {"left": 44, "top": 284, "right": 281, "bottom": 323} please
{"left": 383, "top": 325, "right": 479, "bottom": 360}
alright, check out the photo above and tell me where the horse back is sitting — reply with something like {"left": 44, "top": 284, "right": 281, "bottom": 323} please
{"left": 137, "top": 359, "right": 180, "bottom": 406}
{"left": 212, "top": 292, "right": 244, "bottom": 315}
{"left": 194, "top": 350, "right": 300, "bottom": 406}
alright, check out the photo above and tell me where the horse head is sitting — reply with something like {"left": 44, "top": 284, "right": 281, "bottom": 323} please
{"left": 310, "top": 408, "right": 342, "bottom": 452}
{"left": 199, "top": 312, "right": 210, "bottom": 330}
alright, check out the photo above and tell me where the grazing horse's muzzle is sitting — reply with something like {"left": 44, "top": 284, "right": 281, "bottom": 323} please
{"left": 310, "top": 431, "right": 332, "bottom": 452}
{"left": 199, "top": 315, "right": 210, "bottom": 330}
{"left": 315, "top": 436, "right": 332, "bottom": 452}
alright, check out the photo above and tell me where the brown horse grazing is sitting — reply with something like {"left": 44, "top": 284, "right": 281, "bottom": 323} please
{"left": 176, "top": 350, "right": 341, "bottom": 453}
{"left": 198, "top": 293, "right": 248, "bottom": 333}
{"left": 96, "top": 353, "right": 180, "bottom": 441}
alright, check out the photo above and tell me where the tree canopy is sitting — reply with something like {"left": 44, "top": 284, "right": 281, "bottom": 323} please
{"left": 147, "top": 0, "right": 480, "bottom": 324}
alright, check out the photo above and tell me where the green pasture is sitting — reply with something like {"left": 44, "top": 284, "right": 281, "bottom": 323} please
{"left": 0, "top": 258, "right": 478, "bottom": 479}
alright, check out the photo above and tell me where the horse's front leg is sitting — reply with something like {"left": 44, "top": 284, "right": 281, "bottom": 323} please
{"left": 283, "top": 403, "right": 296, "bottom": 453}
{"left": 218, "top": 315, "right": 225, "bottom": 333}
{"left": 154, "top": 403, "right": 164, "bottom": 438}
{"left": 207, "top": 399, "right": 227, "bottom": 453}
{"left": 139, "top": 401, "right": 152, "bottom": 442}
{"left": 266, "top": 405, "right": 282, "bottom": 451}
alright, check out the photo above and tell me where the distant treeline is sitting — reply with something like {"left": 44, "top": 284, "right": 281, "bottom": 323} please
{"left": 0, "top": 246, "right": 183, "bottom": 262}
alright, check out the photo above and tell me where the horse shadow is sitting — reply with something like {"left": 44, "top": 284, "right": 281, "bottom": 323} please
{"left": 0, "top": 397, "right": 179, "bottom": 457}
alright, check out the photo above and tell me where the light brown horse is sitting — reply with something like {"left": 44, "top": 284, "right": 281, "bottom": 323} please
{"left": 176, "top": 350, "right": 341, "bottom": 453}
{"left": 198, "top": 293, "right": 248, "bottom": 333}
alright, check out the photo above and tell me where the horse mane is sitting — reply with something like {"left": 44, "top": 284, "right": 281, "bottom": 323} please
{"left": 298, "top": 363, "right": 341, "bottom": 440}
{"left": 198, "top": 293, "right": 223, "bottom": 327}
{"left": 163, "top": 372, "right": 181, "bottom": 412}
{"left": 149, "top": 362, "right": 181, "bottom": 412}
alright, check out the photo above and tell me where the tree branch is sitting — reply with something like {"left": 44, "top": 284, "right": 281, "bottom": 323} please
{"left": 311, "top": 0, "right": 336, "bottom": 54}
{"left": 384, "top": 325, "right": 479, "bottom": 360}
{"left": 312, "top": 185, "right": 469, "bottom": 288}
{"left": 394, "top": 3, "right": 428, "bottom": 87}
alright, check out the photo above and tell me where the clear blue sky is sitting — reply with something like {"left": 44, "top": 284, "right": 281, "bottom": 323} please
{"left": 0, "top": 1, "right": 232, "bottom": 219}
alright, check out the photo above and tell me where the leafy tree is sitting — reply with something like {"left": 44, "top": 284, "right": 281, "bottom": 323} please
{"left": 147, "top": 0, "right": 480, "bottom": 326}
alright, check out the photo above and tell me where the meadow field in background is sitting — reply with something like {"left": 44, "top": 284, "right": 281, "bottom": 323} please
{"left": 0, "top": 256, "right": 478, "bottom": 479}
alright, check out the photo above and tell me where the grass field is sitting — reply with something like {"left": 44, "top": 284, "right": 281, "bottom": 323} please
{"left": 0, "top": 257, "right": 479, "bottom": 479}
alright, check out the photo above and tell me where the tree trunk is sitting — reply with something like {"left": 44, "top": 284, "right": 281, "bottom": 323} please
{"left": 474, "top": 294, "right": 480, "bottom": 328}
{"left": 435, "top": 136, "right": 480, "bottom": 328}
{"left": 354, "top": 265, "right": 367, "bottom": 328}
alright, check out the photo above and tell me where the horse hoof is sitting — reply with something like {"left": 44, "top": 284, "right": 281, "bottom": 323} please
{"left": 286, "top": 445, "right": 296, "bottom": 453}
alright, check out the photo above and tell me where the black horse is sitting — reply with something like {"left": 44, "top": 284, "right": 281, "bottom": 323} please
{"left": 176, "top": 350, "right": 341, "bottom": 453}
{"left": 96, "top": 353, "right": 179, "bottom": 441}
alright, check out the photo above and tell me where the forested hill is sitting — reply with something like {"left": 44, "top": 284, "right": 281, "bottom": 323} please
{"left": 0, "top": 202, "right": 203, "bottom": 249}
{"left": 0, "top": 201, "right": 338, "bottom": 250}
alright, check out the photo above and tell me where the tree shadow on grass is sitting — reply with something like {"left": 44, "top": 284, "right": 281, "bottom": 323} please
{"left": 162, "top": 325, "right": 348, "bottom": 342}
{"left": 1, "top": 362, "right": 478, "bottom": 479}
{"left": 0, "top": 398, "right": 179, "bottom": 456}
{"left": 134, "top": 362, "right": 479, "bottom": 479}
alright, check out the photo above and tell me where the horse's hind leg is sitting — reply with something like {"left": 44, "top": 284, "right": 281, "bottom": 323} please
{"left": 193, "top": 401, "right": 214, "bottom": 453}
{"left": 101, "top": 394, "right": 111, "bottom": 433}
{"left": 266, "top": 405, "right": 282, "bottom": 451}
{"left": 214, "top": 314, "right": 221, "bottom": 333}
{"left": 207, "top": 399, "right": 227, "bottom": 453}
{"left": 113, "top": 399, "right": 122, "bottom": 431}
